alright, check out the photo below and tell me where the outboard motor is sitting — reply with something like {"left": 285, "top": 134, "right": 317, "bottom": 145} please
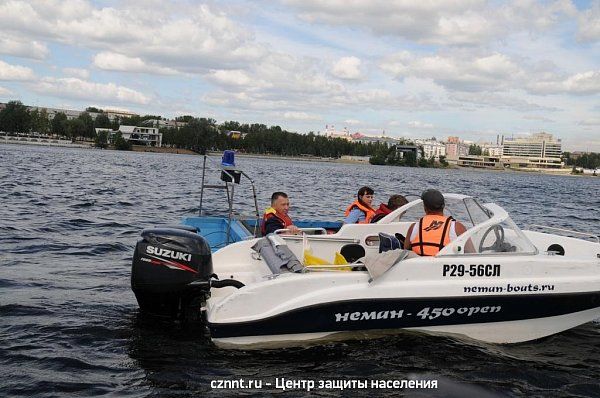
{"left": 131, "top": 228, "right": 213, "bottom": 320}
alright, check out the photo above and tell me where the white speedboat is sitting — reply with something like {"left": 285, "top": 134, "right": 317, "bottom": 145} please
{"left": 131, "top": 194, "right": 600, "bottom": 349}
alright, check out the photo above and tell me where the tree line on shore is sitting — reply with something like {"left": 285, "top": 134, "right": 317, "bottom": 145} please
{"left": 1, "top": 100, "right": 448, "bottom": 167}
{"left": 563, "top": 152, "right": 600, "bottom": 170}
{"left": 12, "top": 100, "right": 597, "bottom": 169}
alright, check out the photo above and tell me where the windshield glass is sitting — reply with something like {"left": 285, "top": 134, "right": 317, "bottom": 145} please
{"left": 395, "top": 197, "right": 490, "bottom": 228}
{"left": 439, "top": 216, "right": 538, "bottom": 256}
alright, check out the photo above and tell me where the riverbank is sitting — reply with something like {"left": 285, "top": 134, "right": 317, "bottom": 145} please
{"left": 2, "top": 139, "right": 593, "bottom": 175}
{"left": 0, "top": 135, "right": 90, "bottom": 148}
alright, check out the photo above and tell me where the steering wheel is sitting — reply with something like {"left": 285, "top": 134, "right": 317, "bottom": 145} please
{"left": 479, "top": 225, "right": 505, "bottom": 252}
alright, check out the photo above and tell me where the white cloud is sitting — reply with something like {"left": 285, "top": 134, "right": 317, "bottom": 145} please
{"left": 331, "top": 56, "right": 362, "bottom": 80}
{"left": 344, "top": 119, "right": 360, "bottom": 125}
{"left": 32, "top": 77, "right": 151, "bottom": 105}
{"left": 523, "top": 115, "right": 555, "bottom": 123}
{"left": 578, "top": 118, "right": 600, "bottom": 126}
{"left": 62, "top": 67, "right": 90, "bottom": 79}
{"left": 207, "top": 69, "right": 254, "bottom": 87}
{"left": 283, "top": 111, "right": 321, "bottom": 121}
{"left": 448, "top": 91, "right": 559, "bottom": 112}
{"left": 0, "top": 85, "right": 13, "bottom": 96}
{"left": 408, "top": 121, "right": 434, "bottom": 129}
{"left": 577, "top": 1, "right": 600, "bottom": 42}
{"left": 0, "top": 1, "right": 265, "bottom": 75}
{"left": 0, "top": 36, "right": 49, "bottom": 59}
{"left": 527, "top": 70, "right": 600, "bottom": 95}
{"left": 285, "top": 0, "right": 576, "bottom": 46}
{"left": 93, "top": 52, "right": 177, "bottom": 75}
{"left": 381, "top": 51, "right": 524, "bottom": 92}
{"left": 0, "top": 60, "right": 35, "bottom": 81}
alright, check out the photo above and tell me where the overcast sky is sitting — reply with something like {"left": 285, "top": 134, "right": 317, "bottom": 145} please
{"left": 0, "top": 0, "right": 598, "bottom": 150}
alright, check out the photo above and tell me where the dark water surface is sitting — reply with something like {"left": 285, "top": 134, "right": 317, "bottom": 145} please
{"left": 1, "top": 144, "right": 599, "bottom": 397}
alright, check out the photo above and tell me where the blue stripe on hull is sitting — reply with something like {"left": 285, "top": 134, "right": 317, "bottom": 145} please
{"left": 209, "top": 292, "right": 600, "bottom": 338}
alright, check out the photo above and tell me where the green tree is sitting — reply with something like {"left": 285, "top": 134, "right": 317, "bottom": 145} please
{"left": 94, "top": 130, "right": 109, "bottom": 149}
{"left": 469, "top": 144, "right": 483, "bottom": 155}
{"left": 36, "top": 109, "right": 50, "bottom": 134}
{"left": 404, "top": 151, "right": 417, "bottom": 167}
{"left": 175, "top": 115, "right": 194, "bottom": 123}
{"left": 120, "top": 115, "right": 141, "bottom": 126}
{"left": 66, "top": 118, "right": 86, "bottom": 141}
{"left": 0, "top": 100, "right": 31, "bottom": 133}
{"left": 51, "top": 112, "right": 68, "bottom": 136}
{"left": 77, "top": 112, "right": 95, "bottom": 139}
{"left": 113, "top": 131, "right": 132, "bottom": 150}
{"left": 438, "top": 155, "right": 449, "bottom": 167}
{"left": 94, "top": 113, "right": 111, "bottom": 129}
{"left": 110, "top": 117, "right": 120, "bottom": 130}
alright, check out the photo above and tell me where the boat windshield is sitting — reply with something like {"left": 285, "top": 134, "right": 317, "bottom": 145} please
{"left": 439, "top": 212, "right": 538, "bottom": 256}
{"left": 396, "top": 196, "right": 491, "bottom": 228}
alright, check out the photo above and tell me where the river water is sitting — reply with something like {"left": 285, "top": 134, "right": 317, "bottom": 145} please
{"left": 1, "top": 144, "right": 599, "bottom": 397}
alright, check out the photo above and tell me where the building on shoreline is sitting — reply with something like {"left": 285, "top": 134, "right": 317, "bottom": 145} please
{"left": 95, "top": 125, "right": 162, "bottom": 147}
{"left": 415, "top": 139, "right": 446, "bottom": 160}
{"left": 323, "top": 125, "right": 352, "bottom": 141}
{"left": 445, "top": 136, "right": 470, "bottom": 158}
{"left": 501, "top": 132, "right": 563, "bottom": 169}
{"left": 454, "top": 155, "right": 502, "bottom": 168}
{"left": 502, "top": 132, "right": 561, "bottom": 158}
{"left": 445, "top": 133, "right": 565, "bottom": 170}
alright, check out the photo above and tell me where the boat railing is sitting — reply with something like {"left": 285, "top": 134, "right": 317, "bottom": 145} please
{"left": 274, "top": 227, "right": 328, "bottom": 235}
{"left": 198, "top": 153, "right": 260, "bottom": 245}
{"left": 527, "top": 224, "right": 600, "bottom": 244}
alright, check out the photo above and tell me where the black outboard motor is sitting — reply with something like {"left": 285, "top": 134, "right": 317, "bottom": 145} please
{"left": 131, "top": 228, "right": 213, "bottom": 320}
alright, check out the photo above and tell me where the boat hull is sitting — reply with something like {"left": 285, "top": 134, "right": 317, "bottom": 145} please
{"left": 209, "top": 292, "right": 600, "bottom": 348}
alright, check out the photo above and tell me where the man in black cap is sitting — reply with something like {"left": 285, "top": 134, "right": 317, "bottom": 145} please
{"left": 404, "top": 189, "right": 472, "bottom": 256}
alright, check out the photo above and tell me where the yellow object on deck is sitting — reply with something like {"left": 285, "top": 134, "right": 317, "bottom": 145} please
{"left": 303, "top": 250, "right": 352, "bottom": 271}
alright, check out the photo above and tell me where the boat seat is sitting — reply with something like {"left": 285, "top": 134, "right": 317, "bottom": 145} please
{"left": 340, "top": 244, "right": 365, "bottom": 263}
{"left": 547, "top": 243, "right": 565, "bottom": 256}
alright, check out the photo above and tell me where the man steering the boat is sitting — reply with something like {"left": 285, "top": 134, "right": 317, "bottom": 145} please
{"left": 405, "top": 189, "right": 474, "bottom": 256}
{"left": 261, "top": 191, "right": 301, "bottom": 235}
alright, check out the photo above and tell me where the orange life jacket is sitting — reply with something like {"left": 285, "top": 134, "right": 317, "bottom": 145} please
{"left": 370, "top": 203, "right": 392, "bottom": 223}
{"left": 344, "top": 200, "right": 375, "bottom": 224}
{"left": 261, "top": 207, "right": 293, "bottom": 235}
{"left": 410, "top": 215, "right": 454, "bottom": 256}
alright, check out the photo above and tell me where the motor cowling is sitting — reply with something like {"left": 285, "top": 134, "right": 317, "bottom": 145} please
{"left": 131, "top": 228, "right": 213, "bottom": 319}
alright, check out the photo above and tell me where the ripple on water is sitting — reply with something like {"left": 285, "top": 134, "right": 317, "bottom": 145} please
{"left": 1, "top": 145, "right": 599, "bottom": 398}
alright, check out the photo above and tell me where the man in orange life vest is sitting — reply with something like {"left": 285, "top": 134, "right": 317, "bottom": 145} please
{"left": 344, "top": 186, "right": 376, "bottom": 224}
{"left": 405, "top": 189, "right": 473, "bottom": 256}
{"left": 261, "top": 192, "right": 300, "bottom": 235}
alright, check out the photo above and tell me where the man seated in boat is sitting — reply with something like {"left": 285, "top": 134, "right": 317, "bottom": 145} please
{"left": 404, "top": 189, "right": 474, "bottom": 256}
{"left": 261, "top": 192, "right": 301, "bottom": 235}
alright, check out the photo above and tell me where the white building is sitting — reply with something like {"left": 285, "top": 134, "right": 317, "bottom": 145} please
{"left": 481, "top": 143, "right": 503, "bottom": 157}
{"left": 416, "top": 139, "right": 446, "bottom": 160}
{"left": 95, "top": 125, "right": 162, "bottom": 147}
{"left": 323, "top": 125, "right": 352, "bottom": 141}
{"left": 502, "top": 132, "right": 562, "bottom": 158}
{"left": 499, "top": 132, "right": 563, "bottom": 169}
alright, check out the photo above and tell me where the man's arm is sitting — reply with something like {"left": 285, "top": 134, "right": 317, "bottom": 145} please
{"left": 404, "top": 223, "right": 415, "bottom": 251}
{"left": 455, "top": 221, "right": 475, "bottom": 253}
{"left": 343, "top": 208, "right": 364, "bottom": 224}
